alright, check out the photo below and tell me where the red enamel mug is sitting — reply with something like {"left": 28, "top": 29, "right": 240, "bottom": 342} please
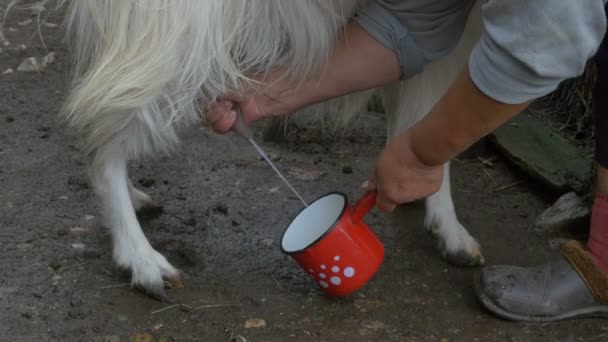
{"left": 280, "top": 191, "right": 384, "bottom": 297}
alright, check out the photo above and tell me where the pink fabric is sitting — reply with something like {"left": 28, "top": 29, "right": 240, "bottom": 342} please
{"left": 587, "top": 191, "right": 608, "bottom": 273}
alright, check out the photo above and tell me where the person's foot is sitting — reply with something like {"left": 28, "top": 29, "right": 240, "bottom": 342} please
{"left": 474, "top": 240, "right": 608, "bottom": 322}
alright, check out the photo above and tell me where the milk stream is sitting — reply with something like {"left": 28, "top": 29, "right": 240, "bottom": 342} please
{"left": 246, "top": 137, "right": 309, "bottom": 207}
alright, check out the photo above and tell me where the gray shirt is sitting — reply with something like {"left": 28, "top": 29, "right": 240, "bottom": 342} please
{"left": 353, "top": 0, "right": 608, "bottom": 104}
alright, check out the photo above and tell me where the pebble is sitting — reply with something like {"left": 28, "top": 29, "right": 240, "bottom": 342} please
{"left": 2, "top": 68, "right": 13, "bottom": 74}
{"left": 535, "top": 192, "right": 590, "bottom": 233}
{"left": 41, "top": 52, "right": 56, "bottom": 68}
{"left": 17, "top": 57, "right": 41, "bottom": 72}
{"left": 70, "top": 227, "right": 89, "bottom": 235}
{"left": 72, "top": 242, "right": 86, "bottom": 249}
{"left": 244, "top": 318, "right": 266, "bottom": 329}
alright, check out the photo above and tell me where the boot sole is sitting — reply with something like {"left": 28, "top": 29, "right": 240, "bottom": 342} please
{"left": 474, "top": 271, "right": 608, "bottom": 323}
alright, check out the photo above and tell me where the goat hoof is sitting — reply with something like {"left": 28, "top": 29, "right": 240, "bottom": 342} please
{"left": 164, "top": 274, "right": 184, "bottom": 289}
{"left": 443, "top": 249, "right": 485, "bottom": 267}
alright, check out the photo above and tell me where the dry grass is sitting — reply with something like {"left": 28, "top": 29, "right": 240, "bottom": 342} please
{"left": 529, "top": 60, "right": 597, "bottom": 154}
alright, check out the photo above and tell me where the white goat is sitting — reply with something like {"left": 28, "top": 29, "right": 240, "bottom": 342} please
{"left": 56, "top": 0, "right": 484, "bottom": 299}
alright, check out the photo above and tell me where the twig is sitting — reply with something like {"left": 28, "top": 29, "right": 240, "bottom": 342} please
{"left": 193, "top": 304, "right": 241, "bottom": 310}
{"left": 477, "top": 156, "right": 496, "bottom": 167}
{"left": 60, "top": 262, "right": 89, "bottom": 272}
{"left": 151, "top": 304, "right": 191, "bottom": 315}
{"left": 98, "top": 283, "right": 129, "bottom": 290}
{"left": 492, "top": 181, "right": 524, "bottom": 192}
{"left": 481, "top": 168, "right": 497, "bottom": 186}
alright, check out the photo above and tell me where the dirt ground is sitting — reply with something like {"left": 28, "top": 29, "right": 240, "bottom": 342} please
{"left": 1, "top": 3, "right": 608, "bottom": 342}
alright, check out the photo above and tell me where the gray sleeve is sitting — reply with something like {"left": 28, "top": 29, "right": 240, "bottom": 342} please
{"left": 353, "top": 0, "right": 475, "bottom": 79}
{"left": 469, "top": 0, "right": 607, "bottom": 104}
{"left": 355, "top": 0, "right": 607, "bottom": 104}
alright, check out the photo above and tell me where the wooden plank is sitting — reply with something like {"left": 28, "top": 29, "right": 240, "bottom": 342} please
{"left": 489, "top": 110, "right": 593, "bottom": 193}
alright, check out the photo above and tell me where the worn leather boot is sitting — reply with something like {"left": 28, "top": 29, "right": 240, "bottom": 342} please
{"left": 474, "top": 241, "right": 608, "bottom": 322}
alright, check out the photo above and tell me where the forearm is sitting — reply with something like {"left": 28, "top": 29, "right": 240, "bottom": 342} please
{"left": 286, "top": 21, "right": 401, "bottom": 110}
{"left": 400, "top": 66, "right": 531, "bottom": 167}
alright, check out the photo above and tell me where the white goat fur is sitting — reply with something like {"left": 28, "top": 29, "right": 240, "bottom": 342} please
{"left": 57, "top": 0, "right": 484, "bottom": 295}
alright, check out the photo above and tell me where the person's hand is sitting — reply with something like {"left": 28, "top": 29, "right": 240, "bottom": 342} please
{"left": 363, "top": 133, "right": 444, "bottom": 212}
{"left": 201, "top": 69, "right": 301, "bottom": 134}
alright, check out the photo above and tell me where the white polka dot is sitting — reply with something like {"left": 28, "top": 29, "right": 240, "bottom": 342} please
{"left": 319, "top": 281, "right": 328, "bottom": 288}
{"left": 330, "top": 276, "right": 342, "bottom": 285}
{"left": 320, "top": 264, "right": 326, "bottom": 270}
{"left": 332, "top": 266, "right": 340, "bottom": 273}
{"left": 344, "top": 267, "right": 355, "bottom": 278}
{"left": 334, "top": 256, "right": 340, "bottom": 261}
{"left": 319, "top": 273, "right": 326, "bottom": 279}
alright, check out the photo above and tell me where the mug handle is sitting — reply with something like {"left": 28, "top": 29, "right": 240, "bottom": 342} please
{"left": 351, "top": 191, "right": 377, "bottom": 223}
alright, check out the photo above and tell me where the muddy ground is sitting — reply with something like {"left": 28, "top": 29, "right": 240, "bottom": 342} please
{"left": 1, "top": 4, "right": 607, "bottom": 342}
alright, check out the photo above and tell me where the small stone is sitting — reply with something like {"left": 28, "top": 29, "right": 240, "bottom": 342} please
{"left": 44, "top": 22, "right": 58, "bottom": 28}
{"left": 84, "top": 215, "right": 95, "bottom": 221}
{"left": 72, "top": 242, "right": 86, "bottom": 249}
{"left": 17, "top": 57, "right": 41, "bottom": 72}
{"left": 342, "top": 166, "right": 353, "bottom": 174}
{"left": 534, "top": 192, "right": 590, "bottom": 233}
{"left": 70, "top": 227, "right": 89, "bottom": 235}
{"left": 41, "top": 52, "right": 56, "bottom": 68}
{"left": 18, "top": 19, "right": 33, "bottom": 26}
{"left": 244, "top": 318, "right": 266, "bottom": 329}
{"left": 3, "top": 68, "right": 13, "bottom": 74}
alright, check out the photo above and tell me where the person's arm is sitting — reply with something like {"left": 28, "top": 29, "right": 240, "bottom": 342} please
{"left": 203, "top": 21, "right": 402, "bottom": 133}
{"left": 406, "top": 66, "right": 530, "bottom": 167}
{"left": 369, "top": 0, "right": 607, "bottom": 211}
